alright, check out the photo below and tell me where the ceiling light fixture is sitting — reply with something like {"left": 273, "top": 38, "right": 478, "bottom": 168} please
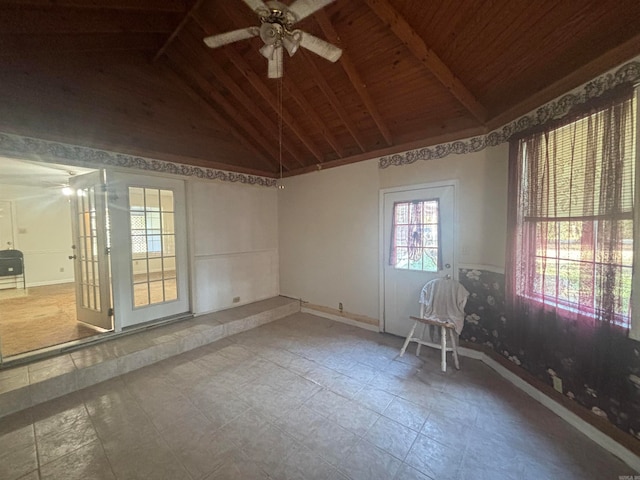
{"left": 203, "top": 0, "right": 341, "bottom": 79}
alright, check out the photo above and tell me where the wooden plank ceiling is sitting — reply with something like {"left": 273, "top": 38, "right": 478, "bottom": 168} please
{"left": 1, "top": 0, "right": 639, "bottom": 177}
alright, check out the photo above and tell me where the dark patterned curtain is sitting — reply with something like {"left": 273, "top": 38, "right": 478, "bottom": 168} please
{"left": 505, "top": 86, "right": 636, "bottom": 400}
{"left": 507, "top": 87, "right": 635, "bottom": 329}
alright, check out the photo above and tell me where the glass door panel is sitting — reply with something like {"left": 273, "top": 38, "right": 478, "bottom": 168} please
{"left": 129, "top": 187, "right": 177, "bottom": 308}
{"left": 108, "top": 173, "right": 189, "bottom": 329}
{"left": 69, "top": 171, "right": 112, "bottom": 330}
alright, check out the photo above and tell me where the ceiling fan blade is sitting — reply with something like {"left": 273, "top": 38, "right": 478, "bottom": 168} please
{"left": 299, "top": 32, "right": 342, "bottom": 62}
{"left": 288, "top": 0, "right": 336, "bottom": 22}
{"left": 268, "top": 46, "right": 283, "bottom": 78}
{"left": 241, "top": 0, "right": 268, "bottom": 14}
{"left": 203, "top": 27, "right": 259, "bottom": 49}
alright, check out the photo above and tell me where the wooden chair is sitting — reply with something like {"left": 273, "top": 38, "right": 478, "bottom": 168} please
{"left": 400, "top": 315, "right": 460, "bottom": 372}
{"left": 399, "top": 278, "right": 468, "bottom": 372}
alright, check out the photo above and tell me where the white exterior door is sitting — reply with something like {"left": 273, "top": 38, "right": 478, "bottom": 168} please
{"left": 382, "top": 183, "right": 456, "bottom": 337}
{"left": 108, "top": 172, "right": 189, "bottom": 329}
{"left": 69, "top": 171, "right": 113, "bottom": 330}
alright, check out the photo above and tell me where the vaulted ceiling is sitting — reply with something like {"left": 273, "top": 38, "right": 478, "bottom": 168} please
{"left": 1, "top": 0, "right": 639, "bottom": 178}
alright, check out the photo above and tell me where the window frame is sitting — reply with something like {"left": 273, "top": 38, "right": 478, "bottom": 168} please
{"left": 511, "top": 87, "right": 637, "bottom": 331}
{"left": 520, "top": 215, "right": 634, "bottom": 327}
{"left": 389, "top": 198, "right": 442, "bottom": 272}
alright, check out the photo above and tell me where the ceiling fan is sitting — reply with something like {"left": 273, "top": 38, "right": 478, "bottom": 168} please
{"left": 203, "top": 0, "right": 342, "bottom": 78}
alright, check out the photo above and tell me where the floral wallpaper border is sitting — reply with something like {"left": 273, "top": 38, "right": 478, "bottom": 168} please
{"left": 379, "top": 59, "right": 640, "bottom": 169}
{"left": 0, "top": 132, "right": 277, "bottom": 187}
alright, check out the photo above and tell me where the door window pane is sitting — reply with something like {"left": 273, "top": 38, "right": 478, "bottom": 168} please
{"left": 389, "top": 199, "right": 440, "bottom": 272}
{"left": 76, "top": 186, "right": 101, "bottom": 312}
{"left": 129, "top": 187, "right": 179, "bottom": 308}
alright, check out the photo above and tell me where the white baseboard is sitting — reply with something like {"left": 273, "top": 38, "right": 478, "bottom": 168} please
{"left": 301, "top": 306, "right": 380, "bottom": 332}
{"left": 457, "top": 348, "right": 640, "bottom": 472}
{"left": 27, "top": 278, "right": 74, "bottom": 288}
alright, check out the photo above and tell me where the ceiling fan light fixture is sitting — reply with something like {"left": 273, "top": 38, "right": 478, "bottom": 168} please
{"left": 204, "top": 0, "right": 339, "bottom": 78}
{"left": 267, "top": 45, "right": 283, "bottom": 78}
{"left": 259, "top": 22, "right": 282, "bottom": 45}
{"left": 282, "top": 32, "right": 301, "bottom": 57}
{"left": 260, "top": 43, "right": 276, "bottom": 59}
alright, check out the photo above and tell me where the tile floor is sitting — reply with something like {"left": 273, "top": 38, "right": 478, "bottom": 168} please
{"left": 0, "top": 312, "right": 635, "bottom": 480}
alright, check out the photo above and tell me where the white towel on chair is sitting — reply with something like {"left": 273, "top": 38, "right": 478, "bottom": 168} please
{"left": 419, "top": 278, "right": 469, "bottom": 334}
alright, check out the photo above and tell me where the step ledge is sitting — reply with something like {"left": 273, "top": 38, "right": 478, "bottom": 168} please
{"left": 0, "top": 296, "right": 299, "bottom": 418}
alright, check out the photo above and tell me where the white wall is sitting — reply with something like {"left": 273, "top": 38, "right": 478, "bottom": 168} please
{"left": 189, "top": 179, "right": 279, "bottom": 314}
{"left": 279, "top": 159, "right": 380, "bottom": 319}
{"left": 0, "top": 185, "right": 74, "bottom": 286}
{"left": 278, "top": 144, "right": 510, "bottom": 324}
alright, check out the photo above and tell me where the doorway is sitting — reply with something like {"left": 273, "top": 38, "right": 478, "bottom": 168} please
{"left": 0, "top": 160, "right": 191, "bottom": 359}
{"left": 108, "top": 172, "right": 189, "bottom": 329}
{"left": 0, "top": 158, "right": 101, "bottom": 358}
{"left": 381, "top": 182, "right": 457, "bottom": 337}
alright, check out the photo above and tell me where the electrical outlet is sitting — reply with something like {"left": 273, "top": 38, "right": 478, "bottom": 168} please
{"left": 233, "top": 296, "right": 240, "bottom": 303}
{"left": 59, "top": 267, "right": 64, "bottom": 273}
{"left": 552, "top": 376, "right": 563, "bottom": 393}
{"left": 339, "top": 302, "right": 343, "bottom": 313}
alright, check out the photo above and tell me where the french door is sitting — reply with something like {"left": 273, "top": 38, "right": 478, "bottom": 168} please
{"left": 69, "top": 171, "right": 112, "bottom": 330}
{"left": 382, "top": 183, "right": 456, "bottom": 337}
{"left": 108, "top": 172, "right": 189, "bottom": 328}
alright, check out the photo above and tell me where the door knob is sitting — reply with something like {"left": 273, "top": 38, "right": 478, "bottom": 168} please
{"left": 444, "top": 263, "right": 451, "bottom": 269}
{"left": 68, "top": 255, "right": 77, "bottom": 260}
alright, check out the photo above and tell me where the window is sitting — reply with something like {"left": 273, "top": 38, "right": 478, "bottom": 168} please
{"left": 129, "top": 187, "right": 177, "bottom": 307}
{"left": 389, "top": 199, "right": 440, "bottom": 271}
{"left": 509, "top": 90, "right": 636, "bottom": 328}
{"left": 131, "top": 208, "right": 162, "bottom": 255}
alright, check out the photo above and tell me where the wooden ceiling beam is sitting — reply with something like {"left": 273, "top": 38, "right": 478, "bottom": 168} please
{"left": 166, "top": 45, "right": 280, "bottom": 172}
{"left": 364, "top": 0, "right": 488, "bottom": 124}
{"left": 155, "top": 61, "right": 275, "bottom": 176}
{"left": 176, "top": 28, "right": 301, "bottom": 170}
{"left": 154, "top": 0, "right": 204, "bottom": 62}
{"left": 301, "top": 50, "right": 367, "bottom": 152}
{"left": 284, "top": 125, "right": 486, "bottom": 177}
{"left": 179, "top": 23, "right": 304, "bottom": 170}
{"left": 164, "top": 50, "right": 273, "bottom": 171}
{"left": 196, "top": 8, "right": 319, "bottom": 167}
{"left": 315, "top": 11, "right": 393, "bottom": 147}
{"left": 282, "top": 77, "right": 346, "bottom": 158}
{"left": 178, "top": 30, "right": 304, "bottom": 168}
{"left": 221, "top": 46, "right": 323, "bottom": 166}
